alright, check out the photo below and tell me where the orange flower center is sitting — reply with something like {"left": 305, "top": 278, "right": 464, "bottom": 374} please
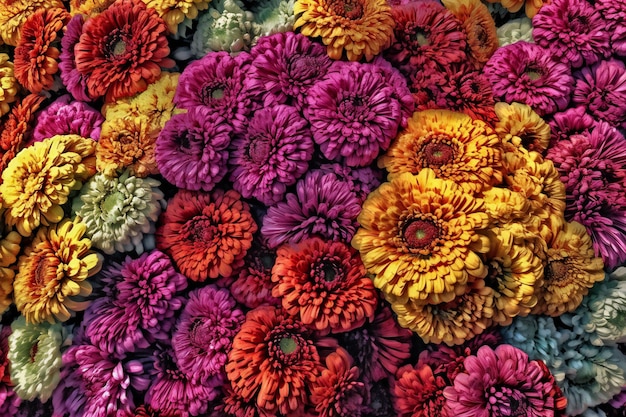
{"left": 330, "top": 0, "right": 364, "bottom": 19}
{"left": 545, "top": 260, "right": 569, "bottom": 283}
{"left": 403, "top": 219, "right": 439, "bottom": 249}
{"left": 422, "top": 141, "right": 456, "bottom": 167}
{"left": 279, "top": 336, "right": 298, "bottom": 355}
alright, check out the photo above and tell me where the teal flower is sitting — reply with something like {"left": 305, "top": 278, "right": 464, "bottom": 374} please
{"left": 253, "top": 0, "right": 295, "bottom": 36}
{"left": 71, "top": 170, "right": 164, "bottom": 255}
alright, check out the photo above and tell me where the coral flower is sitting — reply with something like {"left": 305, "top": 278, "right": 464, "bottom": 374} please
{"left": 74, "top": 0, "right": 174, "bottom": 102}
{"left": 156, "top": 189, "right": 257, "bottom": 281}
{"left": 272, "top": 237, "right": 378, "bottom": 334}
{"left": 143, "top": 0, "right": 211, "bottom": 33}
{"left": 494, "top": 102, "right": 551, "bottom": 153}
{"left": 0, "top": 134, "right": 96, "bottom": 237}
{"left": 0, "top": 53, "right": 18, "bottom": 117}
{"left": 32, "top": 95, "right": 104, "bottom": 143}
{"left": 0, "top": 229, "right": 20, "bottom": 314}
{"left": 13, "top": 8, "right": 69, "bottom": 94}
{"left": 380, "top": 110, "right": 503, "bottom": 195}
{"left": 13, "top": 219, "right": 102, "bottom": 324}
{"left": 310, "top": 348, "right": 367, "bottom": 417}
{"left": 353, "top": 169, "right": 491, "bottom": 304}
{"left": 226, "top": 306, "right": 323, "bottom": 415}
{"left": 293, "top": 0, "right": 394, "bottom": 61}
{"left": 0, "top": 0, "right": 63, "bottom": 46}
{"left": 533, "top": 221, "right": 605, "bottom": 316}
{"left": 391, "top": 363, "right": 451, "bottom": 417}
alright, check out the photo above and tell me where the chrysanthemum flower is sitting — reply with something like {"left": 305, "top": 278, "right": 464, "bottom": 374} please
{"left": 496, "top": 17, "right": 534, "bottom": 46}
{"left": 191, "top": 0, "right": 260, "bottom": 57}
{"left": 573, "top": 59, "right": 626, "bottom": 128}
{"left": 337, "top": 303, "right": 412, "bottom": 383}
{"left": 532, "top": 221, "right": 604, "bottom": 316}
{"left": 13, "top": 219, "right": 101, "bottom": 324}
{"left": 230, "top": 237, "right": 280, "bottom": 308}
{"left": 310, "top": 348, "right": 367, "bottom": 417}
{"left": 32, "top": 95, "right": 103, "bottom": 143}
{"left": 172, "top": 285, "right": 244, "bottom": 384}
{"left": 58, "top": 14, "right": 93, "bottom": 102}
{"left": 484, "top": 41, "right": 574, "bottom": 116}
{"left": 384, "top": 2, "right": 466, "bottom": 73}
{"left": 209, "top": 387, "right": 272, "bottom": 417}
{"left": 8, "top": 317, "right": 63, "bottom": 401}
{"left": 156, "top": 107, "right": 232, "bottom": 192}
{"left": 261, "top": 170, "right": 361, "bottom": 248}
{"left": 294, "top": 0, "right": 394, "bottom": 61}
{"left": 74, "top": 0, "right": 174, "bottom": 102}
{"left": 0, "top": 389, "right": 19, "bottom": 416}
{"left": 380, "top": 110, "right": 503, "bottom": 194}
{"left": 532, "top": 0, "right": 611, "bottom": 69}
{"left": 157, "top": 189, "right": 257, "bottom": 281}
{"left": 484, "top": 0, "right": 548, "bottom": 18}
{"left": 254, "top": 0, "right": 296, "bottom": 36}
{"left": 272, "top": 237, "right": 377, "bottom": 334}
{"left": 96, "top": 115, "right": 160, "bottom": 178}
{"left": 316, "top": 163, "right": 383, "bottom": 204}
{"left": 391, "top": 363, "right": 451, "bottom": 417}
{"left": 0, "top": 54, "right": 18, "bottom": 117}
{"left": 0, "top": 0, "right": 63, "bottom": 46}
{"left": 481, "top": 186, "right": 533, "bottom": 227}
{"left": 0, "top": 135, "right": 96, "bottom": 236}
{"left": 143, "top": 0, "right": 210, "bottom": 33}
{"left": 13, "top": 8, "right": 69, "bottom": 94}
{"left": 596, "top": 0, "right": 626, "bottom": 57}
{"left": 0, "top": 228, "right": 20, "bottom": 314}
{"left": 305, "top": 62, "right": 402, "bottom": 167}
{"left": 226, "top": 306, "right": 323, "bottom": 415}
{"left": 353, "top": 169, "right": 491, "bottom": 304}
{"left": 246, "top": 31, "right": 331, "bottom": 110}
{"left": 68, "top": 0, "right": 116, "bottom": 16}
{"left": 230, "top": 104, "right": 313, "bottom": 205}
{"left": 548, "top": 106, "right": 598, "bottom": 146}
{"left": 494, "top": 102, "right": 551, "bottom": 153}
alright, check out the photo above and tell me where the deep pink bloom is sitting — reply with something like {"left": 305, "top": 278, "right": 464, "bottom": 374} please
{"left": 32, "top": 95, "right": 103, "bottom": 142}
{"left": 261, "top": 170, "right": 362, "bottom": 248}
{"left": 443, "top": 345, "right": 567, "bottom": 417}
{"left": 246, "top": 32, "right": 332, "bottom": 111}
{"left": 316, "top": 163, "right": 383, "bottom": 204}
{"left": 0, "top": 388, "right": 19, "bottom": 417}
{"left": 59, "top": 14, "right": 94, "bottom": 102}
{"left": 573, "top": 59, "right": 626, "bottom": 128}
{"left": 305, "top": 62, "right": 402, "bottom": 167}
{"left": 596, "top": 0, "right": 626, "bottom": 56}
{"left": 84, "top": 250, "right": 188, "bottom": 356}
{"left": 172, "top": 286, "right": 244, "bottom": 385}
{"left": 156, "top": 107, "right": 232, "bottom": 192}
{"left": 532, "top": 0, "right": 611, "bottom": 68}
{"left": 229, "top": 104, "right": 314, "bottom": 205}
{"left": 484, "top": 41, "right": 574, "bottom": 116}
{"left": 548, "top": 106, "right": 599, "bottom": 146}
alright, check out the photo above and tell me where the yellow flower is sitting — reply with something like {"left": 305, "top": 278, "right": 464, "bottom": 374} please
{"left": 0, "top": 229, "right": 21, "bottom": 314}
{"left": 102, "top": 72, "right": 184, "bottom": 131}
{"left": 69, "top": 0, "right": 115, "bottom": 16}
{"left": 532, "top": 221, "right": 605, "bottom": 317}
{"left": 96, "top": 115, "right": 159, "bottom": 178}
{"left": 481, "top": 186, "right": 532, "bottom": 226}
{"left": 0, "top": 53, "right": 18, "bottom": 117}
{"left": 494, "top": 102, "right": 551, "bottom": 154}
{"left": 0, "top": 135, "right": 96, "bottom": 237}
{"left": 352, "top": 169, "right": 491, "bottom": 305}
{"left": 0, "top": 0, "right": 64, "bottom": 45}
{"left": 142, "top": 0, "right": 210, "bottom": 33}
{"left": 293, "top": 0, "right": 394, "bottom": 61}
{"left": 380, "top": 110, "right": 503, "bottom": 194}
{"left": 13, "top": 219, "right": 102, "bottom": 324}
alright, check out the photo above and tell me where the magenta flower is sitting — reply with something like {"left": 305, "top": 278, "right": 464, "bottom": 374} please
{"left": 83, "top": 250, "right": 188, "bottom": 356}
{"left": 172, "top": 286, "right": 245, "bottom": 385}
{"left": 484, "top": 41, "right": 574, "bottom": 116}
{"left": 443, "top": 345, "right": 566, "bottom": 417}
{"left": 59, "top": 15, "right": 94, "bottom": 102}
{"left": 573, "top": 59, "right": 626, "bottom": 128}
{"left": 316, "top": 163, "right": 383, "bottom": 204}
{"left": 229, "top": 104, "right": 314, "bottom": 205}
{"left": 261, "top": 170, "right": 362, "bottom": 248}
{"left": 246, "top": 31, "right": 332, "bottom": 110}
{"left": 156, "top": 107, "right": 232, "bottom": 192}
{"left": 596, "top": 0, "right": 626, "bottom": 56}
{"left": 548, "top": 106, "right": 599, "bottom": 146}
{"left": 305, "top": 62, "right": 402, "bottom": 167}
{"left": 0, "top": 388, "right": 19, "bottom": 417}
{"left": 31, "top": 95, "right": 103, "bottom": 143}
{"left": 532, "top": 0, "right": 611, "bottom": 68}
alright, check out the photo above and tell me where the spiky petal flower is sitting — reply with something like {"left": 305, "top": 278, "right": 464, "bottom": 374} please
{"left": 0, "top": 0, "right": 64, "bottom": 46}
{"left": 391, "top": 363, "right": 451, "bottom": 417}
{"left": 32, "top": 95, "right": 104, "bottom": 143}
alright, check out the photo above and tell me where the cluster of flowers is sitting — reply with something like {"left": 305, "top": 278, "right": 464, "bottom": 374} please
{"left": 0, "top": 0, "right": 624, "bottom": 416}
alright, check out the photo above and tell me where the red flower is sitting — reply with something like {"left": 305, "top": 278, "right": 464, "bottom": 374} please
{"left": 391, "top": 363, "right": 451, "bottom": 417}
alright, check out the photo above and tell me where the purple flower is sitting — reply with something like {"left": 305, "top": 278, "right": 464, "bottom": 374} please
{"left": 573, "top": 59, "right": 626, "bottom": 128}
{"left": 172, "top": 286, "right": 244, "bottom": 385}
{"left": 548, "top": 106, "right": 599, "bottom": 146}
{"left": 31, "top": 95, "right": 103, "bottom": 143}
{"left": 316, "top": 163, "right": 383, "bottom": 204}
{"left": 261, "top": 170, "right": 362, "bottom": 249}
{"left": 484, "top": 41, "right": 574, "bottom": 116}
{"left": 596, "top": 0, "right": 626, "bottom": 56}
{"left": 59, "top": 15, "right": 94, "bottom": 102}
{"left": 83, "top": 250, "right": 188, "bottom": 356}
{"left": 532, "top": 0, "right": 611, "bottom": 69}
{"left": 174, "top": 51, "right": 252, "bottom": 131}
{"left": 245, "top": 32, "right": 332, "bottom": 110}
{"left": 229, "top": 104, "right": 314, "bottom": 205}
{"left": 156, "top": 107, "right": 232, "bottom": 192}
{"left": 305, "top": 62, "right": 402, "bottom": 167}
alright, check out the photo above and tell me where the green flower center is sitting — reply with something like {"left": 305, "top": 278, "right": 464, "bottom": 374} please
{"left": 416, "top": 32, "right": 430, "bottom": 46}
{"left": 113, "top": 40, "right": 127, "bottom": 56}
{"left": 279, "top": 337, "right": 298, "bottom": 354}
{"left": 102, "top": 191, "right": 123, "bottom": 213}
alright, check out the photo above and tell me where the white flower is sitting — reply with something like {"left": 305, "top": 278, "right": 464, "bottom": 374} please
{"left": 497, "top": 17, "right": 534, "bottom": 47}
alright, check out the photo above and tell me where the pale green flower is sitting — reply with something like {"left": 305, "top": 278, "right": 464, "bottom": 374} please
{"left": 253, "top": 0, "right": 295, "bottom": 36}
{"left": 72, "top": 170, "right": 164, "bottom": 255}
{"left": 497, "top": 17, "right": 534, "bottom": 47}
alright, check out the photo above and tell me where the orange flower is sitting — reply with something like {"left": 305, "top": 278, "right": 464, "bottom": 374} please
{"left": 142, "top": 0, "right": 211, "bottom": 33}
{"left": 0, "top": 0, "right": 64, "bottom": 46}
{"left": 0, "top": 53, "right": 18, "bottom": 117}
{"left": 294, "top": 0, "right": 394, "bottom": 61}
{"left": 14, "top": 8, "right": 70, "bottom": 94}
{"left": 380, "top": 110, "right": 503, "bottom": 194}
{"left": 156, "top": 189, "right": 257, "bottom": 282}
{"left": 272, "top": 237, "right": 378, "bottom": 334}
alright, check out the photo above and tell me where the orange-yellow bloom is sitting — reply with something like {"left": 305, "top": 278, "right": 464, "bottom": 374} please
{"left": 494, "top": 102, "right": 551, "bottom": 154}
{"left": 0, "top": 229, "right": 21, "bottom": 314}
{"left": 0, "top": 0, "right": 64, "bottom": 46}
{"left": 142, "top": 0, "right": 211, "bottom": 33}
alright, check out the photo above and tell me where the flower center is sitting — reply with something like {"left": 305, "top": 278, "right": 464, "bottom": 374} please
{"left": 486, "top": 386, "right": 529, "bottom": 416}
{"left": 29, "top": 341, "right": 39, "bottom": 363}
{"left": 422, "top": 141, "right": 456, "bottom": 167}
{"left": 260, "top": 253, "right": 276, "bottom": 270}
{"left": 545, "top": 260, "right": 568, "bottom": 283}
{"left": 32, "top": 256, "right": 53, "bottom": 287}
{"left": 608, "top": 310, "right": 626, "bottom": 329}
{"left": 570, "top": 15, "right": 589, "bottom": 33}
{"left": 113, "top": 40, "right": 126, "bottom": 56}
{"left": 330, "top": 0, "right": 364, "bottom": 19}
{"left": 279, "top": 336, "right": 298, "bottom": 354}
{"left": 320, "top": 261, "right": 339, "bottom": 282}
{"left": 102, "top": 191, "right": 123, "bottom": 213}
{"left": 524, "top": 66, "right": 542, "bottom": 81}
{"left": 288, "top": 54, "right": 325, "bottom": 81}
{"left": 339, "top": 96, "right": 366, "bottom": 119}
{"left": 200, "top": 83, "right": 227, "bottom": 105}
{"left": 415, "top": 31, "right": 430, "bottom": 46}
{"left": 247, "top": 136, "right": 272, "bottom": 164}
{"left": 186, "top": 217, "right": 218, "bottom": 242}
{"left": 211, "top": 88, "right": 224, "bottom": 100}
{"left": 403, "top": 219, "right": 440, "bottom": 249}
{"left": 485, "top": 260, "right": 505, "bottom": 291}
{"left": 189, "top": 318, "right": 211, "bottom": 348}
